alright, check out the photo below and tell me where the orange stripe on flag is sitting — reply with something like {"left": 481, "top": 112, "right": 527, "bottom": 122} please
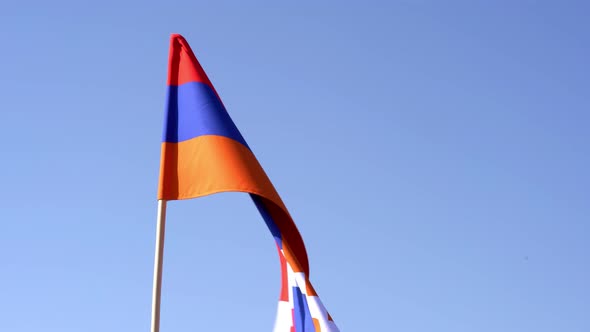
{"left": 158, "top": 134, "right": 310, "bottom": 276}
{"left": 159, "top": 135, "right": 282, "bottom": 203}
{"left": 313, "top": 318, "right": 322, "bottom": 331}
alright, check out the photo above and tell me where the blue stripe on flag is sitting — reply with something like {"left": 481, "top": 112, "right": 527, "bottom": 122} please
{"left": 163, "top": 82, "right": 249, "bottom": 147}
{"left": 251, "top": 195, "right": 283, "bottom": 247}
{"left": 293, "top": 286, "right": 315, "bottom": 331}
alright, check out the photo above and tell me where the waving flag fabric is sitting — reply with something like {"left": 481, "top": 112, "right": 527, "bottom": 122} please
{"left": 158, "top": 34, "right": 339, "bottom": 332}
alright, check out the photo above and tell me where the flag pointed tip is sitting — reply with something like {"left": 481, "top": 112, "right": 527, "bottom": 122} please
{"left": 169, "top": 33, "right": 189, "bottom": 50}
{"left": 170, "top": 33, "right": 185, "bottom": 41}
{"left": 166, "top": 33, "right": 211, "bottom": 86}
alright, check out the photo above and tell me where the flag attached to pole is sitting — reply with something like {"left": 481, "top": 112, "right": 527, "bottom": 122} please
{"left": 158, "top": 34, "right": 339, "bottom": 332}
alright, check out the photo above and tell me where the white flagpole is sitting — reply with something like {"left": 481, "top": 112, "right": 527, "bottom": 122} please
{"left": 150, "top": 199, "right": 168, "bottom": 332}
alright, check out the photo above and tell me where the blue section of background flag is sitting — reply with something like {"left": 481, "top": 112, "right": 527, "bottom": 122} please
{"left": 293, "top": 287, "right": 315, "bottom": 331}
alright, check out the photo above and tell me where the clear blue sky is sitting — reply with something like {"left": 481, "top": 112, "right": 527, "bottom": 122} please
{"left": 1, "top": 1, "right": 588, "bottom": 331}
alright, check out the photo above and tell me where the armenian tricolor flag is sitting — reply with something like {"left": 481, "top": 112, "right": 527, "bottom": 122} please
{"left": 158, "top": 34, "right": 339, "bottom": 332}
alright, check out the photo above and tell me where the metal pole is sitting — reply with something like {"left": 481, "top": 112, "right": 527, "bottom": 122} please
{"left": 150, "top": 199, "right": 167, "bottom": 332}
